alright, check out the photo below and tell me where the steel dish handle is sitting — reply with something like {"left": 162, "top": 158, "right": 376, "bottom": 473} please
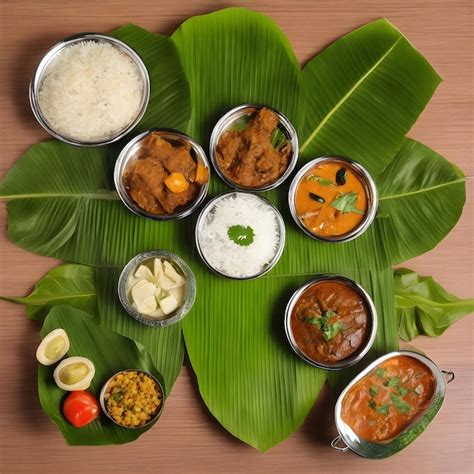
{"left": 331, "top": 435, "right": 349, "bottom": 452}
{"left": 442, "top": 370, "right": 455, "bottom": 384}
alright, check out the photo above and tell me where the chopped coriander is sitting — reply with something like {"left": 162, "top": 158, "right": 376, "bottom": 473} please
{"left": 330, "top": 192, "right": 365, "bottom": 215}
{"left": 302, "top": 310, "right": 342, "bottom": 341}
{"left": 303, "top": 316, "right": 320, "bottom": 325}
{"left": 369, "top": 385, "right": 379, "bottom": 397}
{"left": 390, "top": 394, "right": 412, "bottom": 414}
{"left": 397, "top": 386, "right": 409, "bottom": 397}
{"left": 375, "top": 368, "right": 386, "bottom": 379}
{"left": 322, "top": 321, "right": 343, "bottom": 341}
{"left": 325, "top": 309, "right": 336, "bottom": 318}
{"left": 368, "top": 399, "right": 377, "bottom": 410}
{"left": 376, "top": 404, "right": 390, "bottom": 415}
{"left": 227, "top": 225, "right": 255, "bottom": 246}
{"left": 387, "top": 376, "right": 401, "bottom": 387}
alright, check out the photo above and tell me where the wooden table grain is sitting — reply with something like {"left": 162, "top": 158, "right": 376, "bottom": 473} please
{"left": 0, "top": 1, "right": 472, "bottom": 473}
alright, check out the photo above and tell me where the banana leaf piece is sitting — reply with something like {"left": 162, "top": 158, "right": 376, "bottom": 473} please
{"left": 377, "top": 138, "right": 466, "bottom": 264}
{"left": 394, "top": 268, "right": 474, "bottom": 341}
{"left": 171, "top": 7, "right": 305, "bottom": 145}
{"left": 110, "top": 24, "right": 191, "bottom": 133}
{"left": 300, "top": 19, "right": 441, "bottom": 175}
{"left": 0, "top": 263, "right": 96, "bottom": 320}
{"left": 39, "top": 306, "right": 163, "bottom": 445}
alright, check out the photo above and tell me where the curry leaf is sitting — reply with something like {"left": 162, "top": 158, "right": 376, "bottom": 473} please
{"left": 331, "top": 192, "right": 365, "bottom": 214}
{"left": 394, "top": 268, "right": 474, "bottom": 341}
{"left": 0, "top": 263, "right": 96, "bottom": 320}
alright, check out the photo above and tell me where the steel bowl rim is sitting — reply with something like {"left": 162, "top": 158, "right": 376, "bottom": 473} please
{"left": 333, "top": 350, "right": 448, "bottom": 458}
{"left": 194, "top": 190, "right": 286, "bottom": 280}
{"left": 29, "top": 32, "right": 151, "bottom": 147}
{"left": 99, "top": 368, "right": 165, "bottom": 429}
{"left": 288, "top": 156, "right": 378, "bottom": 243}
{"left": 209, "top": 103, "right": 299, "bottom": 192}
{"left": 114, "top": 128, "right": 210, "bottom": 221}
{"left": 117, "top": 249, "right": 196, "bottom": 328}
{"left": 284, "top": 274, "right": 378, "bottom": 370}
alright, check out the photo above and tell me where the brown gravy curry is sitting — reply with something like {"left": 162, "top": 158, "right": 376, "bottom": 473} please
{"left": 290, "top": 280, "right": 369, "bottom": 364}
{"left": 215, "top": 108, "right": 292, "bottom": 188}
{"left": 124, "top": 133, "right": 208, "bottom": 215}
{"left": 341, "top": 356, "right": 436, "bottom": 442}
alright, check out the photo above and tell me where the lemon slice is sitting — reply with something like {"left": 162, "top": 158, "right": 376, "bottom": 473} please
{"left": 53, "top": 356, "right": 95, "bottom": 391}
{"left": 36, "top": 328, "right": 70, "bottom": 366}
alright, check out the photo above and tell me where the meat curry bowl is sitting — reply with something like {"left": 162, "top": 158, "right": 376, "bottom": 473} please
{"left": 288, "top": 156, "right": 378, "bottom": 242}
{"left": 284, "top": 275, "right": 377, "bottom": 370}
{"left": 332, "top": 351, "right": 454, "bottom": 458}
{"left": 209, "top": 104, "right": 299, "bottom": 192}
{"left": 114, "top": 129, "right": 210, "bottom": 220}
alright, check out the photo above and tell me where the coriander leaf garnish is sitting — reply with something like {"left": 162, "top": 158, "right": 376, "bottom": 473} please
{"left": 302, "top": 309, "right": 343, "bottom": 341}
{"left": 331, "top": 192, "right": 365, "bottom": 215}
{"left": 385, "top": 376, "right": 401, "bottom": 387}
{"left": 397, "top": 386, "right": 409, "bottom": 397}
{"left": 375, "top": 368, "right": 386, "bottom": 379}
{"left": 376, "top": 404, "right": 390, "bottom": 415}
{"left": 307, "top": 175, "right": 334, "bottom": 186}
{"left": 368, "top": 399, "right": 377, "bottom": 410}
{"left": 390, "top": 394, "right": 412, "bottom": 414}
{"left": 227, "top": 225, "right": 255, "bottom": 247}
{"left": 369, "top": 385, "right": 379, "bottom": 397}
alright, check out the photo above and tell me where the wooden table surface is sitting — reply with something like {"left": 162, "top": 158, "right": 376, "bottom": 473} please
{"left": 0, "top": 0, "right": 472, "bottom": 472}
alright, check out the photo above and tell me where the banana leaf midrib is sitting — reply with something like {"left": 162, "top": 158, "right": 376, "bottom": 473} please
{"left": 379, "top": 178, "right": 465, "bottom": 201}
{"left": 300, "top": 36, "right": 402, "bottom": 153}
{"left": 395, "top": 294, "right": 474, "bottom": 308}
{"left": 0, "top": 191, "right": 119, "bottom": 200}
{"left": 0, "top": 292, "right": 96, "bottom": 305}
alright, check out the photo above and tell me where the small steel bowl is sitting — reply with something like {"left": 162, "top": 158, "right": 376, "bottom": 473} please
{"left": 29, "top": 33, "right": 150, "bottom": 147}
{"left": 284, "top": 275, "right": 377, "bottom": 370}
{"left": 100, "top": 369, "right": 165, "bottom": 429}
{"left": 195, "top": 191, "right": 286, "bottom": 280}
{"left": 288, "top": 156, "right": 378, "bottom": 242}
{"left": 331, "top": 350, "right": 455, "bottom": 458}
{"left": 114, "top": 129, "right": 210, "bottom": 220}
{"left": 209, "top": 104, "right": 299, "bottom": 192}
{"left": 118, "top": 249, "right": 196, "bottom": 327}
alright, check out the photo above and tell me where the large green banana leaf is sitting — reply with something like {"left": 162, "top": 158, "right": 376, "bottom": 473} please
{"left": 299, "top": 19, "right": 441, "bottom": 175}
{"left": 377, "top": 139, "right": 466, "bottom": 264}
{"left": 0, "top": 263, "right": 96, "bottom": 320}
{"left": 39, "top": 306, "right": 163, "bottom": 445}
{"left": 171, "top": 7, "right": 305, "bottom": 143}
{"left": 0, "top": 10, "right": 469, "bottom": 450}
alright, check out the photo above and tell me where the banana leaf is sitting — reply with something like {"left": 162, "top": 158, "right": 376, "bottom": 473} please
{"left": 39, "top": 306, "right": 163, "bottom": 445}
{"left": 299, "top": 19, "right": 441, "bottom": 175}
{"left": 377, "top": 139, "right": 466, "bottom": 264}
{"left": 171, "top": 7, "right": 305, "bottom": 143}
{"left": 110, "top": 24, "right": 191, "bottom": 133}
{"left": 394, "top": 268, "right": 474, "bottom": 341}
{"left": 0, "top": 263, "right": 96, "bottom": 320}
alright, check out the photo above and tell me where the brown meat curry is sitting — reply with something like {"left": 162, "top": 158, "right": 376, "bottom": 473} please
{"left": 290, "top": 280, "right": 370, "bottom": 364}
{"left": 124, "top": 133, "right": 208, "bottom": 215}
{"left": 215, "top": 108, "right": 292, "bottom": 188}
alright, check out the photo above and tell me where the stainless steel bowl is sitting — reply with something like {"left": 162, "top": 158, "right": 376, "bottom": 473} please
{"left": 114, "top": 129, "right": 210, "bottom": 220}
{"left": 288, "top": 156, "right": 378, "bottom": 242}
{"left": 284, "top": 275, "right": 377, "bottom": 370}
{"left": 100, "top": 369, "right": 165, "bottom": 429}
{"left": 118, "top": 249, "right": 196, "bottom": 327}
{"left": 209, "top": 104, "right": 299, "bottom": 192}
{"left": 195, "top": 191, "right": 286, "bottom": 280}
{"left": 331, "top": 350, "right": 455, "bottom": 458}
{"left": 29, "top": 33, "right": 150, "bottom": 147}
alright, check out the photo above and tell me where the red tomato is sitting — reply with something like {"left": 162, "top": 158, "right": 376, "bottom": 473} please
{"left": 63, "top": 390, "right": 100, "bottom": 428}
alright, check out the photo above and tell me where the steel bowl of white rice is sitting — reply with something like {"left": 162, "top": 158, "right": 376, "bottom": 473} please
{"left": 195, "top": 191, "right": 286, "bottom": 280}
{"left": 29, "top": 33, "right": 150, "bottom": 147}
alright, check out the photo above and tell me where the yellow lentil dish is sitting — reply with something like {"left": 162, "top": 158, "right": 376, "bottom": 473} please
{"left": 103, "top": 371, "right": 163, "bottom": 428}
